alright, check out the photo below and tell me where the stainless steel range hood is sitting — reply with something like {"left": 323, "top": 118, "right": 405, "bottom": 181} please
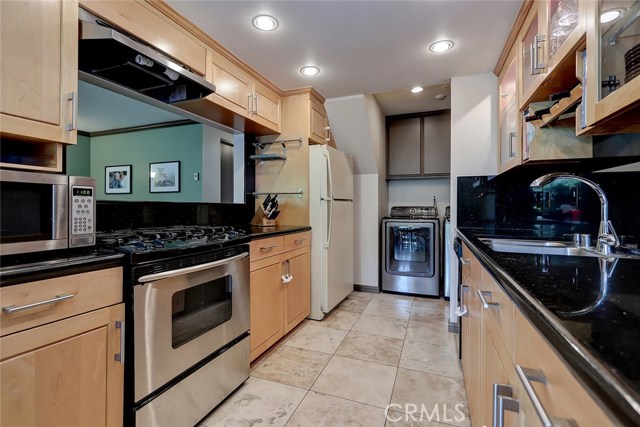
{"left": 78, "top": 9, "right": 215, "bottom": 105}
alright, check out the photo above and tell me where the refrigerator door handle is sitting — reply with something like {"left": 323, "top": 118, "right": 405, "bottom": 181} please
{"left": 323, "top": 149, "right": 333, "bottom": 199}
{"left": 325, "top": 198, "right": 333, "bottom": 248}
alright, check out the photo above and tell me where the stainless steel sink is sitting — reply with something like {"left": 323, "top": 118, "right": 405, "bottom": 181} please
{"left": 478, "top": 238, "right": 601, "bottom": 257}
{"left": 478, "top": 237, "right": 640, "bottom": 259}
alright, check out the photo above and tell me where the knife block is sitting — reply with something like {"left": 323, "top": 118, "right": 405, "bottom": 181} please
{"left": 261, "top": 218, "right": 276, "bottom": 227}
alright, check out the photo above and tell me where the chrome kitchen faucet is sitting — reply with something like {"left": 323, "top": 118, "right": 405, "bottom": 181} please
{"left": 530, "top": 173, "right": 619, "bottom": 255}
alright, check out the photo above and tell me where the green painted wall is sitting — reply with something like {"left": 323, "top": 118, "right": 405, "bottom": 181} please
{"left": 90, "top": 124, "right": 203, "bottom": 201}
{"left": 66, "top": 134, "right": 91, "bottom": 176}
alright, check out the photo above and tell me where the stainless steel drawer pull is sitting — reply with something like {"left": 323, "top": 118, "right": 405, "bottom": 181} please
{"left": 456, "top": 285, "right": 470, "bottom": 317}
{"left": 515, "top": 365, "right": 575, "bottom": 427}
{"left": 115, "top": 320, "right": 125, "bottom": 364}
{"left": 260, "top": 244, "right": 278, "bottom": 251}
{"left": 460, "top": 258, "right": 471, "bottom": 265}
{"left": 2, "top": 293, "right": 75, "bottom": 314}
{"left": 493, "top": 383, "right": 519, "bottom": 427}
{"left": 294, "top": 238, "right": 306, "bottom": 243}
{"left": 477, "top": 290, "right": 499, "bottom": 309}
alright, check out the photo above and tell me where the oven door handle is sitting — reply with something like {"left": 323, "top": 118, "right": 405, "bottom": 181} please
{"left": 138, "top": 252, "right": 249, "bottom": 283}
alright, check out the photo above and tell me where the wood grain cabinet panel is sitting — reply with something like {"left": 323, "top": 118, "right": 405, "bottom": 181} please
{"left": 250, "top": 232, "right": 311, "bottom": 361}
{"left": 1, "top": 303, "right": 124, "bottom": 427}
{"left": 0, "top": 0, "right": 77, "bottom": 149}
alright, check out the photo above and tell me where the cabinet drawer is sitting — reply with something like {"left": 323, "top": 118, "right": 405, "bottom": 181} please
{"left": 514, "top": 311, "right": 614, "bottom": 426}
{"left": 283, "top": 231, "right": 311, "bottom": 252}
{"left": 250, "top": 236, "right": 284, "bottom": 262}
{"left": 0, "top": 267, "right": 123, "bottom": 337}
{"left": 478, "top": 270, "right": 515, "bottom": 360}
{"left": 461, "top": 243, "right": 481, "bottom": 288}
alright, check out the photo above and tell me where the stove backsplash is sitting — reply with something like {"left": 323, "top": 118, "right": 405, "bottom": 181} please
{"left": 457, "top": 166, "right": 640, "bottom": 243}
{"left": 96, "top": 201, "right": 254, "bottom": 231}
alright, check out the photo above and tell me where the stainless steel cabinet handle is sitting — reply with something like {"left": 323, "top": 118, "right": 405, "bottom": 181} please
{"left": 115, "top": 320, "right": 125, "bottom": 364}
{"left": 247, "top": 93, "right": 253, "bottom": 113}
{"left": 457, "top": 285, "right": 470, "bottom": 317}
{"left": 493, "top": 383, "right": 519, "bottom": 427}
{"left": 509, "top": 132, "right": 517, "bottom": 157}
{"left": 2, "top": 293, "right": 75, "bottom": 314}
{"left": 460, "top": 258, "right": 471, "bottom": 265}
{"left": 294, "top": 238, "right": 306, "bottom": 243}
{"left": 515, "top": 365, "right": 575, "bottom": 427}
{"left": 325, "top": 126, "right": 331, "bottom": 142}
{"left": 530, "top": 35, "right": 546, "bottom": 75}
{"left": 477, "top": 290, "right": 499, "bottom": 309}
{"left": 254, "top": 92, "right": 258, "bottom": 114}
{"left": 65, "top": 92, "right": 78, "bottom": 131}
{"left": 260, "top": 244, "right": 278, "bottom": 251}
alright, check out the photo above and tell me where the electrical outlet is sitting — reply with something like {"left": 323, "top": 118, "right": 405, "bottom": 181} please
{"left": 193, "top": 172, "right": 199, "bottom": 181}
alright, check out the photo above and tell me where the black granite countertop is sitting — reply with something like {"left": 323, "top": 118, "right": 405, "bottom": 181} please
{"left": 457, "top": 228, "right": 640, "bottom": 426}
{"left": 246, "top": 225, "right": 311, "bottom": 239}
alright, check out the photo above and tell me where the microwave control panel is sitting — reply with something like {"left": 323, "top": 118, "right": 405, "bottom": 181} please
{"left": 70, "top": 185, "right": 95, "bottom": 244}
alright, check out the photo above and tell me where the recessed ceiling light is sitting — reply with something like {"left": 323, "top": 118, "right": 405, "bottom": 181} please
{"left": 429, "top": 40, "right": 454, "bottom": 53}
{"left": 600, "top": 8, "right": 623, "bottom": 23}
{"left": 300, "top": 66, "right": 320, "bottom": 76}
{"left": 252, "top": 14, "right": 279, "bottom": 31}
{"left": 411, "top": 86, "right": 424, "bottom": 94}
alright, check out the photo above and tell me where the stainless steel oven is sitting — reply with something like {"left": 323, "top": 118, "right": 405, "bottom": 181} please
{"left": 0, "top": 170, "right": 95, "bottom": 255}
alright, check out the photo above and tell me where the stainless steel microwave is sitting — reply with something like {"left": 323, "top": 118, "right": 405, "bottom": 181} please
{"left": 0, "top": 170, "right": 96, "bottom": 255}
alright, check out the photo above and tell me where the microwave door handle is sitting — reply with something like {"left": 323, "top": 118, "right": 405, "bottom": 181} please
{"left": 138, "top": 252, "right": 248, "bottom": 283}
{"left": 52, "top": 185, "right": 68, "bottom": 240}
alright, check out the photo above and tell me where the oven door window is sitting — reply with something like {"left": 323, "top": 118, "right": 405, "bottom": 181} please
{"left": 386, "top": 224, "right": 434, "bottom": 276}
{"left": 172, "top": 275, "right": 232, "bottom": 348}
{"left": 0, "top": 182, "right": 53, "bottom": 243}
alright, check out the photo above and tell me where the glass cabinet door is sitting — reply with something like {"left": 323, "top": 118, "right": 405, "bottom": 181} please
{"left": 548, "top": 0, "right": 581, "bottom": 64}
{"left": 499, "top": 54, "right": 520, "bottom": 172}
{"left": 598, "top": 0, "right": 640, "bottom": 102}
{"left": 521, "top": 3, "right": 545, "bottom": 105}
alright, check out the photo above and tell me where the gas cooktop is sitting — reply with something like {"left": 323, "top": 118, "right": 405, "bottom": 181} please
{"left": 96, "top": 226, "right": 249, "bottom": 263}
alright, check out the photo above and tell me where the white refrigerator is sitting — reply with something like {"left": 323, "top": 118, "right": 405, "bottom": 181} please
{"left": 308, "top": 145, "right": 354, "bottom": 320}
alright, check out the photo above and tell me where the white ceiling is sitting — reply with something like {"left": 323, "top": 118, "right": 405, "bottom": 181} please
{"left": 167, "top": 0, "right": 522, "bottom": 115}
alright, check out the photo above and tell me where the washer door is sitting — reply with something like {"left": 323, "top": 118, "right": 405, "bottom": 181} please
{"left": 385, "top": 221, "right": 435, "bottom": 278}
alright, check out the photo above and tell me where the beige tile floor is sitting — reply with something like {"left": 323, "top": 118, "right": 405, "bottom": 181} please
{"left": 200, "top": 292, "right": 469, "bottom": 427}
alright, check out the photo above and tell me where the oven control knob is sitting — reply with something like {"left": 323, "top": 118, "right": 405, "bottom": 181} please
{"left": 409, "top": 208, "right": 417, "bottom": 215}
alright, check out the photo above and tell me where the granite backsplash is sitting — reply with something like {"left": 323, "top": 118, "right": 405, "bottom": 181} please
{"left": 457, "top": 164, "right": 640, "bottom": 243}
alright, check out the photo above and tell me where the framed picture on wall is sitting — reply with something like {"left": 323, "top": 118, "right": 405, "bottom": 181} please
{"left": 149, "top": 161, "right": 181, "bottom": 193}
{"left": 105, "top": 165, "right": 132, "bottom": 194}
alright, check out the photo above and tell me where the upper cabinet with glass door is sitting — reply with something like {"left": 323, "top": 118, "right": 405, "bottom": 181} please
{"left": 579, "top": 0, "right": 640, "bottom": 133}
{"left": 519, "top": 0, "right": 586, "bottom": 108}
{"left": 498, "top": 48, "right": 521, "bottom": 173}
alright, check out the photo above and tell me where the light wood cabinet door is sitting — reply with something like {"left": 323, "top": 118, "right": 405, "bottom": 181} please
{"left": 481, "top": 322, "right": 516, "bottom": 427}
{"left": 514, "top": 310, "right": 615, "bottom": 427}
{"left": 518, "top": 0, "right": 547, "bottom": 109}
{"left": 249, "top": 259, "right": 284, "bottom": 361}
{"left": 208, "top": 49, "right": 252, "bottom": 115}
{"left": 283, "top": 247, "right": 311, "bottom": 334}
{"left": 0, "top": 303, "right": 124, "bottom": 427}
{"left": 0, "top": 0, "right": 77, "bottom": 145}
{"left": 498, "top": 48, "right": 521, "bottom": 173}
{"left": 310, "top": 98, "right": 329, "bottom": 145}
{"left": 252, "top": 80, "right": 281, "bottom": 133}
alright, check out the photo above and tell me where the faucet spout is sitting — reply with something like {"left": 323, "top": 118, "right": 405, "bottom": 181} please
{"left": 529, "top": 173, "right": 619, "bottom": 255}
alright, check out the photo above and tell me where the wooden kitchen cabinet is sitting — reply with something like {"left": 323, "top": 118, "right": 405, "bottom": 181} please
{"left": 206, "top": 49, "right": 281, "bottom": 134}
{"left": 513, "top": 309, "right": 615, "bottom": 427}
{"left": 281, "top": 88, "right": 335, "bottom": 146}
{"left": 249, "top": 232, "right": 311, "bottom": 361}
{"left": 0, "top": 0, "right": 77, "bottom": 171}
{"left": 0, "top": 267, "right": 124, "bottom": 427}
{"left": 498, "top": 48, "right": 522, "bottom": 173}
{"left": 386, "top": 111, "right": 451, "bottom": 179}
{"left": 578, "top": 0, "right": 640, "bottom": 134}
